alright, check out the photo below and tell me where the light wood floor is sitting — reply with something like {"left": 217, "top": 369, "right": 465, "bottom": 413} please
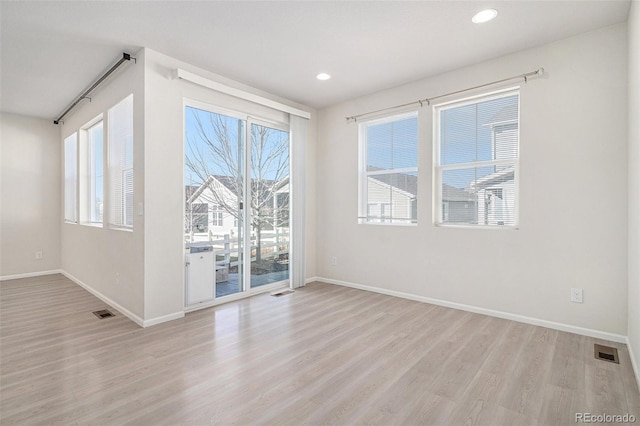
{"left": 1, "top": 274, "right": 639, "bottom": 425}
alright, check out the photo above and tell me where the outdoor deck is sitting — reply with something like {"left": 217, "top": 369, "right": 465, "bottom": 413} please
{"left": 216, "top": 270, "right": 290, "bottom": 297}
{"left": 187, "top": 232, "right": 290, "bottom": 299}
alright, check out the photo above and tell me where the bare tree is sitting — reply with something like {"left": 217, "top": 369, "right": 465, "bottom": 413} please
{"left": 185, "top": 109, "right": 289, "bottom": 263}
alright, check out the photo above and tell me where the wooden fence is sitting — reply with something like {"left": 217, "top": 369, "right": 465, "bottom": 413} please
{"left": 186, "top": 229, "right": 289, "bottom": 268}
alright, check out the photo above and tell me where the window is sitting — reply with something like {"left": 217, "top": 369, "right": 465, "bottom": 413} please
{"left": 212, "top": 205, "right": 223, "bottom": 227}
{"left": 191, "top": 203, "right": 208, "bottom": 233}
{"left": 359, "top": 111, "right": 418, "bottom": 225}
{"left": 434, "top": 89, "right": 519, "bottom": 227}
{"left": 64, "top": 133, "right": 78, "bottom": 223}
{"left": 108, "top": 94, "right": 134, "bottom": 228}
{"left": 82, "top": 119, "right": 104, "bottom": 224}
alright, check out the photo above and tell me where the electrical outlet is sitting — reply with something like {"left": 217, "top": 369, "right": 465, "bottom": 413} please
{"left": 570, "top": 288, "right": 583, "bottom": 303}
{"left": 331, "top": 256, "right": 337, "bottom": 266}
{"left": 35, "top": 251, "right": 43, "bottom": 260}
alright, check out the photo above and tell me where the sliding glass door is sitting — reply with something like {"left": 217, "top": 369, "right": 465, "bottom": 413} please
{"left": 249, "top": 122, "right": 290, "bottom": 289}
{"left": 184, "top": 103, "right": 289, "bottom": 301}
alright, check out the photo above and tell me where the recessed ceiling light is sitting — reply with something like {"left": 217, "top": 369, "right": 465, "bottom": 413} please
{"left": 472, "top": 9, "right": 498, "bottom": 24}
{"left": 316, "top": 73, "right": 331, "bottom": 81}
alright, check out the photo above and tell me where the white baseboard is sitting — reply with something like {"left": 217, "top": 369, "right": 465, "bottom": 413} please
{"left": 316, "top": 276, "right": 627, "bottom": 344}
{"left": 627, "top": 336, "right": 640, "bottom": 389}
{"left": 61, "top": 270, "right": 146, "bottom": 327}
{"left": 143, "top": 311, "right": 185, "bottom": 327}
{"left": 0, "top": 269, "right": 63, "bottom": 281}
{"left": 305, "top": 276, "right": 319, "bottom": 285}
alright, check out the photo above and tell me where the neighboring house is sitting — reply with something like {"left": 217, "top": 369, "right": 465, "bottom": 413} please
{"left": 472, "top": 103, "right": 518, "bottom": 226}
{"left": 442, "top": 184, "right": 477, "bottom": 224}
{"left": 367, "top": 172, "right": 417, "bottom": 223}
{"left": 471, "top": 166, "right": 516, "bottom": 226}
{"left": 440, "top": 103, "right": 518, "bottom": 226}
{"left": 185, "top": 175, "right": 290, "bottom": 241}
{"left": 185, "top": 175, "right": 240, "bottom": 240}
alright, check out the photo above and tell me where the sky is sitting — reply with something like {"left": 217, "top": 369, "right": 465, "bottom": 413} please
{"left": 184, "top": 106, "right": 289, "bottom": 187}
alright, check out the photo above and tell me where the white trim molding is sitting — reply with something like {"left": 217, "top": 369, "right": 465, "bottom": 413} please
{"left": 174, "top": 68, "right": 311, "bottom": 120}
{"left": 0, "top": 269, "right": 63, "bottom": 281}
{"left": 60, "top": 271, "right": 185, "bottom": 328}
{"left": 61, "top": 270, "right": 146, "bottom": 327}
{"left": 143, "top": 311, "right": 185, "bottom": 328}
{"left": 627, "top": 336, "right": 640, "bottom": 390}
{"left": 315, "top": 277, "right": 628, "bottom": 344}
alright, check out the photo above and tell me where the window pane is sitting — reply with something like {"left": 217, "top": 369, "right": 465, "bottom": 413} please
{"left": 361, "top": 111, "right": 418, "bottom": 225}
{"left": 366, "top": 114, "right": 418, "bottom": 172}
{"left": 108, "top": 94, "right": 134, "bottom": 228}
{"left": 440, "top": 94, "right": 518, "bottom": 165}
{"left": 64, "top": 134, "right": 77, "bottom": 222}
{"left": 184, "top": 106, "right": 245, "bottom": 298}
{"left": 250, "top": 123, "right": 290, "bottom": 289}
{"left": 440, "top": 163, "right": 516, "bottom": 226}
{"left": 89, "top": 122, "right": 104, "bottom": 223}
{"left": 367, "top": 171, "right": 417, "bottom": 223}
{"left": 436, "top": 91, "right": 519, "bottom": 227}
{"left": 191, "top": 203, "right": 208, "bottom": 233}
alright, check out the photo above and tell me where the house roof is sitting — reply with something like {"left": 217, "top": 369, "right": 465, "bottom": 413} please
{"left": 485, "top": 103, "right": 518, "bottom": 127}
{"left": 185, "top": 185, "right": 200, "bottom": 202}
{"left": 368, "top": 169, "right": 480, "bottom": 202}
{"left": 470, "top": 166, "right": 515, "bottom": 190}
{"left": 186, "top": 175, "right": 238, "bottom": 205}
{"left": 368, "top": 169, "right": 417, "bottom": 197}
{"left": 186, "top": 174, "right": 289, "bottom": 205}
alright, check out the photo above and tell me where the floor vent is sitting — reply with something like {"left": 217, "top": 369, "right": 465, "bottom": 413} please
{"left": 93, "top": 309, "right": 115, "bottom": 319}
{"left": 594, "top": 344, "right": 619, "bottom": 364}
{"left": 271, "top": 289, "right": 294, "bottom": 297}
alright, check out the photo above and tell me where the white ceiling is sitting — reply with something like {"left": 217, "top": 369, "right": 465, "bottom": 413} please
{"left": 0, "top": 1, "right": 631, "bottom": 120}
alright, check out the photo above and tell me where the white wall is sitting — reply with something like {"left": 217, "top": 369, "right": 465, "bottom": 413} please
{"left": 316, "top": 23, "right": 628, "bottom": 336}
{"left": 60, "top": 53, "right": 145, "bottom": 322}
{"left": 0, "top": 113, "right": 61, "bottom": 277}
{"left": 627, "top": 0, "right": 640, "bottom": 381}
{"left": 142, "top": 48, "right": 316, "bottom": 321}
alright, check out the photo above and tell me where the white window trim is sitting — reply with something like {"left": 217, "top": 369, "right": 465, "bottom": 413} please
{"left": 63, "top": 132, "right": 79, "bottom": 224}
{"left": 79, "top": 114, "right": 105, "bottom": 227}
{"left": 358, "top": 110, "right": 419, "bottom": 226}
{"left": 433, "top": 88, "right": 520, "bottom": 229}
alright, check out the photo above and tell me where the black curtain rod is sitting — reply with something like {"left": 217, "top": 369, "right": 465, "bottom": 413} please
{"left": 54, "top": 52, "right": 135, "bottom": 125}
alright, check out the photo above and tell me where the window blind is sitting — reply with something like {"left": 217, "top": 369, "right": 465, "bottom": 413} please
{"left": 359, "top": 111, "right": 418, "bottom": 224}
{"left": 435, "top": 91, "right": 519, "bottom": 227}
{"left": 108, "top": 94, "right": 134, "bottom": 228}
